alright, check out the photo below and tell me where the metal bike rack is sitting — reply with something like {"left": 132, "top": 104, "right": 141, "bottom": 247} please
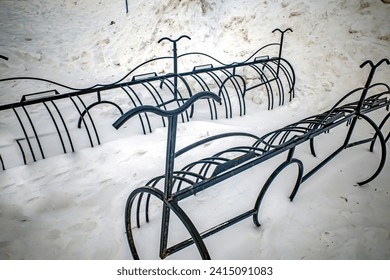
{"left": 114, "top": 59, "right": 389, "bottom": 259}
{"left": 0, "top": 29, "right": 295, "bottom": 170}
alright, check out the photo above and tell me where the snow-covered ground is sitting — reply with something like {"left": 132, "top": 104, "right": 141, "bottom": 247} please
{"left": 0, "top": 0, "right": 389, "bottom": 260}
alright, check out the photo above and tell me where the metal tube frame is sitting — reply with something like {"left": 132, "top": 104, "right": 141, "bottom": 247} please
{"left": 115, "top": 59, "right": 389, "bottom": 259}
{"left": 0, "top": 30, "right": 294, "bottom": 170}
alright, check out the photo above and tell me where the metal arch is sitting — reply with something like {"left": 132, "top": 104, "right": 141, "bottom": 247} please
{"left": 120, "top": 86, "right": 151, "bottom": 134}
{"left": 352, "top": 113, "right": 387, "bottom": 186}
{"left": 252, "top": 157, "right": 304, "bottom": 228}
{"left": 43, "top": 102, "right": 67, "bottom": 154}
{"left": 113, "top": 91, "right": 222, "bottom": 129}
{"left": 370, "top": 112, "right": 390, "bottom": 152}
{"left": 261, "top": 61, "right": 285, "bottom": 107}
{"left": 12, "top": 108, "right": 36, "bottom": 163}
{"left": 15, "top": 139, "right": 27, "bottom": 165}
{"left": 157, "top": 77, "right": 190, "bottom": 123}
{"left": 205, "top": 70, "right": 231, "bottom": 118}
{"left": 175, "top": 131, "right": 262, "bottom": 158}
{"left": 249, "top": 63, "right": 275, "bottom": 110}
{"left": 270, "top": 60, "right": 292, "bottom": 104}
{"left": 75, "top": 95, "right": 101, "bottom": 145}
{"left": 77, "top": 100, "right": 124, "bottom": 129}
{"left": 124, "top": 186, "right": 210, "bottom": 260}
{"left": 140, "top": 172, "right": 204, "bottom": 226}
{"left": 68, "top": 96, "right": 94, "bottom": 148}
{"left": 218, "top": 68, "right": 239, "bottom": 118}
{"left": 50, "top": 100, "right": 75, "bottom": 152}
{"left": 309, "top": 87, "right": 365, "bottom": 157}
{"left": 274, "top": 57, "right": 296, "bottom": 101}
{"left": 21, "top": 105, "right": 45, "bottom": 160}
{"left": 141, "top": 81, "right": 168, "bottom": 126}
{"left": 189, "top": 73, "right": 219, "bottom": 120}
{"left": 218, "top": 74, "right": 247, "bottom": 117}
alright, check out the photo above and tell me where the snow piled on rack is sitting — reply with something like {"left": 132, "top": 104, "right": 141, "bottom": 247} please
{"left": 0, "top": 0, "right": 389, "bottom": 259}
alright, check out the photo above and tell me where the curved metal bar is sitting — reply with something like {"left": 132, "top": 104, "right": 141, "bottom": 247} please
{"left": 253, "top": 128, "right": 305, "bottom": 151}
{"left": 120, "top": 86, "right": 150, "bottom": 134}
{"left": 270, "top": 59, "right": 293, "bottom": 104}
{"left": 12, "top": 108, "right": 36, "bottom": 162}
{"left": 77, "top": 100, "right": 123, "bottom": 129}
{"left": 219, "top": 69, "right": 236, "bottom": 118}
{"left": 43, "top": 102, "right": 67, "bottom": 153}
{"left": 76, "top": 95, "right": 101, "bottom": 145}
{"left": 206, "top": 71, "right": 230, "bottom": 118}
{"left": 309, "top": 87, "right": 366, "bottom": 157}
{"left": 219, "top": 73, "right": 247, "bottom": 117}
{"left": 181, "top": 157, "right": 229, "bottom": 173}
{"left": 189, "top": 73, "right": 217, "bottom": 120}
{"left": 272, "top": 28, "right": 293, "bottom": 34}
{"left": 367, "top": 82, "right": 390, "bottom": 92}
{"left": 360, "top": 58, "right": 390, "bottom": 70}
{"left": 277, "top": 58, "right": 296, "bottom": 101}
{"left": 370, "top": 112, "right": 390, "bottom": 152}
{"left": 158, "top": 35, "right": 191, "bottom": 44}
{"left": 196, "top": 71, "right": 223, "bottom": 118}
{"left": 234, "top": 74, "right": 247, "bottom": 115}
{"left": 113, "top": 91, "right": 221, "bottom": 129}
{"left": 250, "top": 63, "right": 275, "bottom": 110}
{"left": 172, "top": 171, "right": 208, "bottom": 192}
{"left": 212, "top": 146, "right": 265, "bottom": 159}
{"left": 142, "top": 173, "right": 200, "bottom": 224}
{"left": 354, "top": 113, "right": 387, "bottom": 186}
{"left": 21, "top": 105, "right": 45, "bottom": 159}
{"left": 263, "top": 61, "right": 284, "bottom": 106}
{"left": 15, "top": 139, "right": 27, "bottom": 165}
{"left": 51, "top": 100, "right": 75, "bottom": 152}
{"left": 0, "top": 154, "right": 4, "bottom": 170}
{"left": 68, "top": 96, "right": 94, "bottom": 147}
{"left": 136, "top": 172, "right": 198, "bottom": 228}
{"left": 177, "top": 42, "right": 280, "bottom": 66}
{"left": 165, "top": 199, "right": 210, "bottom": 259}
{"left": 125, "top": 186, "right": 210, "bottom": 259}
{"left": 252, "top": 157, "right": 303, "bottom": 227}
{"left": 254, "top": 62, "right": 282, "bottom": 110}
{"left": 0, "top": 76, "right": 87, "bottom": 91}
{"left": 125, "top": 187, "right": 162, "bottom": 259}
{"left": 158, "top": 76, "right": 190, "bottom": 123}
{"left": 141, "top": 82, "right": 167, "bottom": 127}
{"left": 175, "top": 132, "right": 261, "bottom": 158}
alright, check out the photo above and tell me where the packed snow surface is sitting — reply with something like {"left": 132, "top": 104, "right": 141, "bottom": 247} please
{"left": 0, "top": 0, "right": 389, "bottom": 259}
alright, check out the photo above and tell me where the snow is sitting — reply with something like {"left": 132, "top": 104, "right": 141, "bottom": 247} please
{"left": 0, "top": 0, "right": 389, "bottom": 260}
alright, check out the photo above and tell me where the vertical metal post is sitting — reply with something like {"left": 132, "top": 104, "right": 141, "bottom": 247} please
{"left": 159, "top": 114, "right": 178, "bottom": 258}
{"left": 158, "top": 35, "right": 191, "bottom": 100}
{"left": 344, "top": 59, "right": 390, "bottom": 147}
{"left": 272, "top": 28, "right": 292, "bottom": 78}
{"left": 125, "top": 0, "right": 129, "bottom": 14}
{"left": 172, "top": 41, "right": 178, "bottom": 99}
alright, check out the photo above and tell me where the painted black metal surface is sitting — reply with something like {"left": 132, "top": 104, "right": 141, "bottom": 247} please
{"left": 115, "top": 59, "right": 389, "bottom": 259}
{"left": 0, "top": 30, "right": 294, "bottom": 170}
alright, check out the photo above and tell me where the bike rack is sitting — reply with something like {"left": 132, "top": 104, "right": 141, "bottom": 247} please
{"left": 113, "top": 59, "right": 389, "bottom": 259}
{"left": 0, "top": 29, "right": 295, "bottom": 170}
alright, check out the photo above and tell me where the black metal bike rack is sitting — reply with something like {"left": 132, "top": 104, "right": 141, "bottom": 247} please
{"left": 0, "top": 29, "right": 295, "bottom": 170}
{"left": 114, "top": 59, "right": 389, "bottom": 259}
